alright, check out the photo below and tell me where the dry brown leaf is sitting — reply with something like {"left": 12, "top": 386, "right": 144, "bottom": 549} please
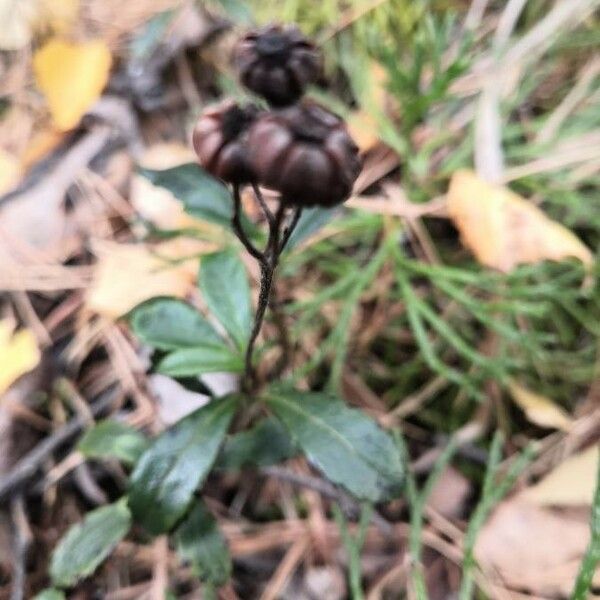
{"left": 508, "top": 380, "right": 573, "bottom": 431}
{"left": 447, "top": 169, "right": 593, "bottom": 272}
{"left": 86, "top": 238, "right": 214, "bottom": 318}
{"left": 426, "top": 465, "right": 471, "bottom": 518}
{"left": 33, "top": 38, "right": 112, "bottom": 131}
{"left": 0, "top": 321, "right": 41, "bottom": 394}
{"left": 475, "top": 499, "right": 597, "bottom": 596}
{"left": 522, "top": 446, "right": 599, "bottom": 506}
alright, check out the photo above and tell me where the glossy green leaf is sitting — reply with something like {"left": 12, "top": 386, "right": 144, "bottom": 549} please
{"left": 33, "top": 590, "right": 65, "bottom": 600}
{"left": 216, "top": 417, "right": 297, "bottom": 470}
{"left": 199, "top": 250, "right": 252, "bottom": 350}
{"left": 129, "top": 297, "right": 225, "bottom": 351}
{"left": 78, "top": 420, "right": 149, "bottom": 466}
{"left": 286, "top": 206, "right": 337, "bottom": 249}
{"left": 50, "top": 499, "right": 131, "bottom": 588}
{"left": 174, "top": 500, "right": 231, "bottom": 585}
{"left": 157, "top": 346, "right": 244, "bottom": 376}
{"left": 128, "top": 396, "right": 238, "bottom": 534}
{"left": 139, "top": 164, "right": 233, "bottom": 228}
{"left": 265, "top": 389, "right": 403, "bottom": 502}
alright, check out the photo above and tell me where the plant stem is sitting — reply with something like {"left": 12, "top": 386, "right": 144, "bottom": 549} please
{"left": 232, "top": 185, "right": 264, "bottom": 261}
{"left": 235, "top": 189, "right": 300, "bottom": 393}
{"left": 268, "top": 283, "right": 291, "bottom": 379}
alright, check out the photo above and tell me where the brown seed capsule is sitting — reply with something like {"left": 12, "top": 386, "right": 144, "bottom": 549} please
{"left": 247, "top": 102, "right": 361, "bottom": 207}
{"left": 234, "top": 23, "right": 322, "bottom": 107}
{"left": 192, "top": 100, "right": 260, "bottom": 183}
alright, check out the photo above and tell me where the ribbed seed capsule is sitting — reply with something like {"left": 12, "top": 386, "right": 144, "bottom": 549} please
{"left": 192, "top": 100, "right": 260, "bottom": 183}
{"left": 234, "top": 24, "right": 322, "bottom": 107}
{"left": 247, "top": 102, "right": 361, "bottom": 207}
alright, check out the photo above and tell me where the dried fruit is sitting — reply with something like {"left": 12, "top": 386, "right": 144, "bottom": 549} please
{"left": 234, "top": 23, "right": 322, "bottom": 107}
{"left": 247, "top": 101, "right": 361, "bottom": 207}
{"left": 192, "top": 100, "right": 260, "bottom": 183}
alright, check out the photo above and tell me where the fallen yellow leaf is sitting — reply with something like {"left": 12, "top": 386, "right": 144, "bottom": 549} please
{"left": 86, "top": 238, "right": 215, "bottom": 319}
{"left": 33, "top": 38, "right": 112, "bottom": 131}
{"left": 521, "top": 446, "right": 599, "bottom": 506}
{"left": 0, "top": 321, "right": 41, "bottom": 394}
{"left": 508, "top": 380, "right": 572, "bottom": 431}
{"left": 0, "top": 149, "right": 22, "bottom": 195}
{"left": 447, "top": 170, "right": 593, "bottom": 272}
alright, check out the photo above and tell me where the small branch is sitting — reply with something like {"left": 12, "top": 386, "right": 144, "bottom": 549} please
{"left": 252, "top": 183, "right": 275, "bottom": 226}
{"left": 279, "top": 207, "right": 303, "bottom": 253}
{"left": 232, "top": 185, "right": 264, "bottom": 261}
{"left": 261, "top": 466, "right": 394, "bottom": 537}
{"left": 10, "top": 495, "right": 32, "bottom": 600}
{"left": 0, "top": 385, "right": 118, "bottom": 501}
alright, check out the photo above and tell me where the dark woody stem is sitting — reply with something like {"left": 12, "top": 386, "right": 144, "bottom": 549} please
{"left": 231, "top": 186, "right": 301, "bottom": 393}
{"left": 280, "top": 206, "right": 303, "bottom": 253}
{"left": 232, "top": 185, "right": 264, "bottom": 261}
{"left": 252, "top": 183, "right": 275, "bottom": 226}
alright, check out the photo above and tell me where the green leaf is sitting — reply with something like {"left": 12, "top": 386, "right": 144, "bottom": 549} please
{"left": 50, "top": 499, "right": 131, "bottom": 588}
{"left": 128, "top": 396, "right": 239, "bottom": 535}
{"left": 286, "top": 206, "right": 337, "bottom": 249}
{"left": 138, "top": 164, "right": 233, "bottom": 228}
{"left": 216, "top": 417, "right": 297, "bottom": 470}
{"left": 78, "top": 420, "right": 149, "bottom": 466}
{"left": 265, "top": 389, "right": 403, "bottom": 502}
{"left": 174, "top": 500, "right": 232, "bottom": 586}
{"left": 129, "top": 9, "right": 176, "bottom": 61}
{"left": 157, "top": 346, "right": 244, "bottom": 376}
{"left": 33, "top": 590, "right": 66, "bottom": 600}
{"left": 129, "top": 297, "right": 225, "bottom": 351}
{"left": 199, "top": 250, "right": 252, "bottom": 351}
{"left": 214, "top": 0, "right": 253, "bottom": 23}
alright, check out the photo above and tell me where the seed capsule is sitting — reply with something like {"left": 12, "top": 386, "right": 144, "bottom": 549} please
{"left": 192, "top": 100, "right": 260, "bottom": 183}
{"left": 234, "top": 24, "right": 322, "bottom": 107}
{"left": 247, "top": 101, "right": 361, "bottom": 207}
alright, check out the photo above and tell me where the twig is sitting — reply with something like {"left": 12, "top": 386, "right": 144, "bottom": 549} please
{"left": 232, "top": 185, "right": 264, "bottom": 261}
{"left": 0, "top": 385, "right": 118, "bottom": 501}
{"left": 150, "top": 536, "right": 169, "bottom": 600}
{"left": 260, "top": 466, "right": 394, "bottom": 537}
{"left": 536, "top": 58, "right": 600, "bottom": 144}
{"left": 259, "top": 535, "right": 309, "bottom": 600}
{"left": 279, "top": 207, "right": 303, "bottom": 253}
{"left": 252, "top": 183, "right": 275, "bottom": 226}
{"left": 10, "top": 496, "right": 32, "bottom": 600}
